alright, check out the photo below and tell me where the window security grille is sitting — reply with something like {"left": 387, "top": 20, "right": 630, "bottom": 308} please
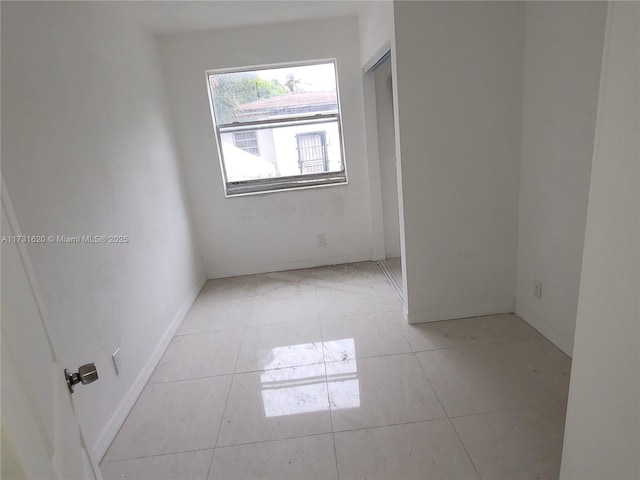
{"left": 296, "top": 131, "right": 329, "bottom": 174}
{"left": 233, "top": 131, "right": 260, "bottom": 155}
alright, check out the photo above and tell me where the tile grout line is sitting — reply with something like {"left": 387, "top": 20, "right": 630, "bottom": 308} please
{"left": 174, "top": 327, "right": 245, "bottom": 338}
{"left": 194, "top": 408, "right": 567, "bottom": 454}
{"left": 331, "top": 430, "right": 340, "bottom": 480}
{"left": 205, "top": 297, "right": 253, "bottom": 480}
{"left": 101, "top": 446, "right": 215, "bottom": 465}
{"left": 330, "top": 416, "right": 449, "bottom": 436}
{"left": 212, "top": 431, "right": 335, "bottom": 451}
{"left": 411, "top": 350, "right": 450, "bottom": 419}
{"left": 318, "top": 315, "right": 342, "bottom": 480}
{"left": 160, "top": 416, "right": 461, "bottom": 455}
{"left": 410, "top": 346, "right": 485, "bottom": 478}
{"left": 448, "top": 417, "right": 483, "bottom": 480}
{"left": 408, "top": 338, "right": 503, "bottom": 355}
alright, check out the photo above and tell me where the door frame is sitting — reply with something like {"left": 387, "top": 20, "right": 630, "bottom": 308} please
{"left": 362, "top": 42, "right": 393, "bottom": 261}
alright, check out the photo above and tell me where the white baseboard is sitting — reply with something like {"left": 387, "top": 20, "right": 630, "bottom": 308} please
{"left": 404, "top": 302, "right": 515, "bottom": 324}
{"left": 93, "top": 274, "right": 206, "bottom": 461}
{"left": 514, "top": 306, "right": 574, "bottom": 357}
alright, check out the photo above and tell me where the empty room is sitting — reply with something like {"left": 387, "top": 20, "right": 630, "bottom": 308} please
{"left": 1, "top": 1, "right": 638, "bottom": 480}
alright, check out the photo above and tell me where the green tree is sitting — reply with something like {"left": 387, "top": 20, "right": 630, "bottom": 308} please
{"left": 210, "top": 73, "right": 287, "bottom": 124}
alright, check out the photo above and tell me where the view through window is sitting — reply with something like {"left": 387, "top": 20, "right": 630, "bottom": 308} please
{"left": 207, "top": 60, "right": 347, "bottom": 196}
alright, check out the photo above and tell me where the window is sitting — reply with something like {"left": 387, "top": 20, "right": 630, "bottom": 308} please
{"left": 206, "top": 60, "right": 347, "bottom": 196}
{"left": 233, "top": 131, "right": 259, "bottom": 155}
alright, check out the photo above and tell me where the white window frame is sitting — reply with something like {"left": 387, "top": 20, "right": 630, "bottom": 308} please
{"left": 205, "top": 59, "right": 348, "bottom": 197}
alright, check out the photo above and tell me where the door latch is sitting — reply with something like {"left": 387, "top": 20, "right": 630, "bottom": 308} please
{"left": 64, "top": 363, "right": 98, "bottom": 393}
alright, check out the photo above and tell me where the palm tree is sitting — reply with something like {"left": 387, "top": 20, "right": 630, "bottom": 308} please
{"left": 209, "top": 76, "right": 240, "bottom": 125}
{"left": 284, "top": 73, "right": 301, "bottom": 93}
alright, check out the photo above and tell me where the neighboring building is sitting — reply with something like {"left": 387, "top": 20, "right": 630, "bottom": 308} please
{"left": 219, "top": 91, "right": 342, "bottom": 179}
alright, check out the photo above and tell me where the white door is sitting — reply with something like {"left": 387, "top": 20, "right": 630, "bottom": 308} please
{"left": 1, "top": 181, "right": 100, "bottom": 480}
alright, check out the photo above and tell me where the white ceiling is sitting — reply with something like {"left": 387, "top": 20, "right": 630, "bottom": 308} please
{"left": 121, "top": 1, "right": 367, "bottom": 35}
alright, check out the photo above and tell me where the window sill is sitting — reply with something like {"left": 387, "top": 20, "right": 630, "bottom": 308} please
{"left": 224, "top": 172, "right": 348, "bottom": 197}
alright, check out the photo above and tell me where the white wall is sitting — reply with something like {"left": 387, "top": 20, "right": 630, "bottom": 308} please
{"left": 358, "top": 0, "right": 395, "bottom": 260}
{"left": 560, "top": 2, "right": 640, "bottom": 477}
{"left": 1, "top": 1, "right": 203, "bottom": 459}
{"left": 392, "top": 1, "right": 524, "bottom": 323}
{"left": 515, "top": 2, "right": 607, "bottom": 356}
{"left": 358, "top": 1, "right": 394, "bottom": 69}
{"left": 159, "top": 17, "right": 375, "bottom": 278}
{"left": 358, "top": 2, "right": 396, "bottom": 261}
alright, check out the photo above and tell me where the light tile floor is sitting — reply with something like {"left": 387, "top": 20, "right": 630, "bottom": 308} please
{"left": 101, "top": 262, "right": 571, "bottom": 480}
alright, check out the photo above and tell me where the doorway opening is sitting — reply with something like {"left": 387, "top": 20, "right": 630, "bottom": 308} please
{"left": 370, "top": 52, "right": 403, "bottom": 298}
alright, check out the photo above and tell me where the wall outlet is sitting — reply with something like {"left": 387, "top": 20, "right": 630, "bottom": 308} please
{"left": 317, "top": 233, "right": 326, "bottom": 247}
{"left": 533, "top": 279, "right": 543, "bottom": 300}
{"left": 112, "top": 348, "right": 124, "bottom": 375}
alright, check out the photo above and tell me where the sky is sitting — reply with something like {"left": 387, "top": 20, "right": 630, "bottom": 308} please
{"left": 256, "top": 62, "right": 337, "bottom": 92}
